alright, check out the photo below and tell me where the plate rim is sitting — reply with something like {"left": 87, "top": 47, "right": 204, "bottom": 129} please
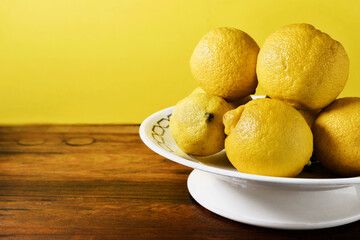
{"left": 139, "top": 105, "right": 360, "bottom": 186}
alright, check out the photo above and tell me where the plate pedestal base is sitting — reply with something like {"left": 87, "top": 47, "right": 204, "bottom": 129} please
{"left": 187, "top": 170, "right": 360, "bottom": 230}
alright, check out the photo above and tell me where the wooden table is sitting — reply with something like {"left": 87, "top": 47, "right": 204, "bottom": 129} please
{"left": 0, "top": 125, "right": 359, "bottom": 239}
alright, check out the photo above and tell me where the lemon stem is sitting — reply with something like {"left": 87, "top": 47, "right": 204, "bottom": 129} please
{"left": 205, "top": 113, "right": 214, "bottom": 122}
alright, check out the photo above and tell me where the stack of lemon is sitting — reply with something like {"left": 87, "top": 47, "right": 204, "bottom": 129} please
{"left": 169, "top": 24, "right": 360, "bottom": 177}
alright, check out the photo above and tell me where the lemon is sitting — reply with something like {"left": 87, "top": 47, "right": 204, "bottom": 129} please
{"left": 190, "top": 27, "right": 259, "bottom": 101}
{"left": 170, "top": 92, "right": 232, "bottom": 156}
{"left": 312, "top": 97, "right": 360, "bottom": 176}
{"left": 223, "top": 98, "right": 313, "bottom": 177}
{"left": 257, "top": 23, "right": 349, "bottom": 110}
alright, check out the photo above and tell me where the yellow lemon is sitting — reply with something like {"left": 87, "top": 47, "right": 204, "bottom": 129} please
{"left": 170, "top": 92, "right": 232, "bottom": 156}
{"left": 257, "top": 23, "right": 349, "bottom": 110}
{"left": 190, "top": 27, "right": 259, "bottom": 101}
{"left": 312, "top": 97, "right": 360, "bottom": 176}
{"left": 223, "top": 98, "right": 313, "bottom": 177}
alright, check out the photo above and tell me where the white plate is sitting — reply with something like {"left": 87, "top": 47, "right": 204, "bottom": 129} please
{"left": 139, "top": 105, "right": 360, "bottom": 229}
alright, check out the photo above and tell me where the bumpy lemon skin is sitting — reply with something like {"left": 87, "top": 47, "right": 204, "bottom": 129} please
{"left": 224, "top": 98, "right": 313, "bottom": 177}
{"left": 170, "top": 93, "right": 232, "bottom": 156}
{"left": 190, "top": 27, "right": 259, "bottom": 101}
{"left": 257, "top": 23, "right": 349, "bottom": 110}
{"left": 312, "top": 97, "right": 360, "bottom": 177}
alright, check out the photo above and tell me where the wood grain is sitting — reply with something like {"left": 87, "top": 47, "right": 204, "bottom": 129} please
{"left": 0, "top": 125, "right": 359, "bottom": 239}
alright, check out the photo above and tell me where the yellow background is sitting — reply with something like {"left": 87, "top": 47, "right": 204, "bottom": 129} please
{"left": 0, "top": 0, "right": 359, "bottom": 124}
